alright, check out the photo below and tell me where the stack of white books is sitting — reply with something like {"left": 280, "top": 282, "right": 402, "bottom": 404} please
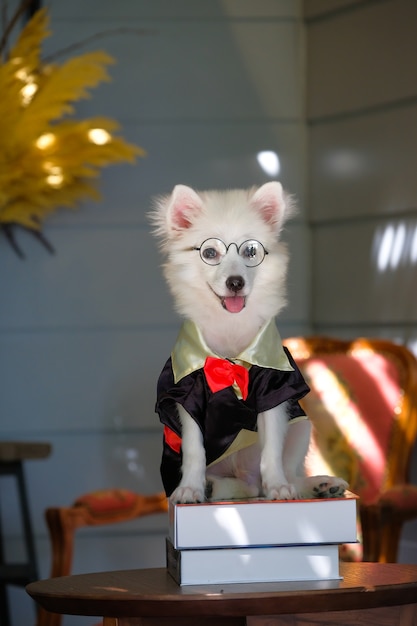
{"left": 166, "top": 493, "right": 358, "bottom": 585}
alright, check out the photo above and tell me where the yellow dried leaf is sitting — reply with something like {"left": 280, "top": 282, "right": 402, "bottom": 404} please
{"left": 0, "top": 7, "right": 145, "bottom": 238}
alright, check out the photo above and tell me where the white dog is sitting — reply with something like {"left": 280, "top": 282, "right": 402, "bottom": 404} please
{"left": 152, "top": 182, "right": 348, "bottom": 503}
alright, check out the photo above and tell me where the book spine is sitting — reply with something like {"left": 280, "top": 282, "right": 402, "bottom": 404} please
{"left": 166, "top": 537, "right": 181, "bottom": 585}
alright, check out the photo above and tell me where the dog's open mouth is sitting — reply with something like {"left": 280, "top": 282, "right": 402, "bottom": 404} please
{"left": 208, "top": 285, "right": 246, "bottom": 313}
{"left": 221, "top": 295, "right": 246, "bottom": 313}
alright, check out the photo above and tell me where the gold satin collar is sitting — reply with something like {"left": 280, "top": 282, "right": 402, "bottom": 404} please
{"left": 171, "top": 319, "right": 293, "bottom": 383}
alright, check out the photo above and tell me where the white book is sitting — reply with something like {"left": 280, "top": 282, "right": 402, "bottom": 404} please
{"left": 166, "top": 538, "right": 341, "bottom": 585}
{"left": 169, "top": 492, "right": 358, "bottom": 549}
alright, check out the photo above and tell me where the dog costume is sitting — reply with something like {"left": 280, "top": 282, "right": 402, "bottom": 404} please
{"left": 156, "top": 319, "right": 310, "bottom": 497}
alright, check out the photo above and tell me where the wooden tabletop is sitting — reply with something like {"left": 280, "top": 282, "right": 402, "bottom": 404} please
{"left": 27, "top": 563, "right": 417, "bottom": 619}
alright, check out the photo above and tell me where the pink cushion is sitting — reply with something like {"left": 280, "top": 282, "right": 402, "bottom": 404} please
{"left": 299, "top": 350, "right": 404, "bottom": 504}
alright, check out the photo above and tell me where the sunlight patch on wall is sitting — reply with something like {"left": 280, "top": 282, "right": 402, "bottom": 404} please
{"left": 256, "top": 150, "right": 280, "bottom": 177}
{"left": 373, "top": 221, "right": 417, "bottom": 273}
{"left": 410, "top": 225, "right": 417, "bottom": 264}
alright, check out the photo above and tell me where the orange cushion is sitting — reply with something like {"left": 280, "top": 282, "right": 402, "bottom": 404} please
{"left": 74, "top": 489, "right": 138, "bottom": 515}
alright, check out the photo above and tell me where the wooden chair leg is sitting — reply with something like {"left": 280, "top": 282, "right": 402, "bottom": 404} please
{"left": 45, "top": 507, "right": 77, "bottom": 578}
{"left": 360, "top": 505, "right": 404, "bottom": 563}
{"left": 378, "top": 521, "right": 403, "bottom": 563}
{"left": 36, "top": 606, "right": 62, "bottom": 626}
{"left": 36, "top": 508, "right": 78, "bottom": 626}
{"left": 360, "top": 506, "right": 382, "bottom": 562}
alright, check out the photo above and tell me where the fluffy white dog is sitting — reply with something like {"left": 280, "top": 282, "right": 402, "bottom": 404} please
{"left": 152, "top": 182, "right": 348, "bottom": 503}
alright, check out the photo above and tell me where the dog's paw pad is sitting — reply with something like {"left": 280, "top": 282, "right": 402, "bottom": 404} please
{"left": 310, "top": 476, "right": 349, "bottom": 499}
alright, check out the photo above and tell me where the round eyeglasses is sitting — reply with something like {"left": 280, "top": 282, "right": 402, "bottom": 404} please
{"left": 190, "top": 238, "right": 268, "bottom": 267}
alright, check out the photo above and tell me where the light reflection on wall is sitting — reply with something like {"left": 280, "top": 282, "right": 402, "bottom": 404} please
{"left": 110, "top": 415, "right": 146, "bottom": 484}
{"left": 256, "top": 150, "right": 280, "bottom": 177}
{"left": 411, "top": 226, "right": 417, "bottom": 264}
{"left": 371, "top": 220, "right": 417, "bottom": 360}
{"left": 325, "top": 149, "right": 365, "bottom": 177}
{"left": 373, "top": 221, "right": 417, "bottom": 273}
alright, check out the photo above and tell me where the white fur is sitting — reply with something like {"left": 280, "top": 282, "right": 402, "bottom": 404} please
{"left": 151, "top": 182, "right": 348, "bottom": 502}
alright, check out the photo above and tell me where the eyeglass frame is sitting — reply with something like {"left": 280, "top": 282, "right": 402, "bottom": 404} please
{"left": 188, "top": 237, "right": 269, "bottom": 267}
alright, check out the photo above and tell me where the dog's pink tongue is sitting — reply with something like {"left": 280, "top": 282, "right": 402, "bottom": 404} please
{"left": 224, "top": 296, "right": 245, "bottom": 313}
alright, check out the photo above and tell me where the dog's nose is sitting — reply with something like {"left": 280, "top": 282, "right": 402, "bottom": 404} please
{"left": 226, "top": 275, "right": 245, "bottom": 292}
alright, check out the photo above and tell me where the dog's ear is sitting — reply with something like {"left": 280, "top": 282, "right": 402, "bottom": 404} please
{"left": 167, "top": 185, "right": 204, "bottom": 232}
{"left": 250, "top": 182, "right": 292, "bottom": 230}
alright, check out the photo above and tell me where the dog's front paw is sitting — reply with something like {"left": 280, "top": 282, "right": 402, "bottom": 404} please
{"left": 313, "top": 476, "right": 348, "bottom": 498}
{"left": 170, "top": 484, "right": 205, "bottom": 504}
{"left": 264, "top": 482, "right": 297, "bottom": 500}
{"left": 297, "top": 475, "right": 349, "bottom": 499}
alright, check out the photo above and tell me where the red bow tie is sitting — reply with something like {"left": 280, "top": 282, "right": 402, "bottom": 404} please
{"left": 203, "top": 356, "right": 249, "bottom": 400}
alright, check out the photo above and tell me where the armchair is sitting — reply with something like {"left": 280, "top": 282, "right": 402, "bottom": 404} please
{"left": 284, "top": 336, "right": 417, "bottom": 563}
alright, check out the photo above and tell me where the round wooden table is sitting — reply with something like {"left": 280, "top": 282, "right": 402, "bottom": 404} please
{"left": 27, "top": 563, "right": 417, "bottom": 626}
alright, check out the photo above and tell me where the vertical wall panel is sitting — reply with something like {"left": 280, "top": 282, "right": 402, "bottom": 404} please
{"left": 306, "top": 0, "right": 417, "bottom": 340}
{"left": 307, "top": 0, "right": 417, "bottom": 118}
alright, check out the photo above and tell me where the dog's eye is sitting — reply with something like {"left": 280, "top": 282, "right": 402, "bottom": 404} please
{"left": 198, "top": 239, "right": 226, "bottom": 265}
{"left": 202, "top": 247, "right": 219, "bottom": 261}
{"left": 238, "top": 240, "right": 267, "bottom": 267}
{"left": 241, "top": 242, "right": 260, "bottom": 261}
{"left": 243, "top": 244, "right": 258, "bottom": 259}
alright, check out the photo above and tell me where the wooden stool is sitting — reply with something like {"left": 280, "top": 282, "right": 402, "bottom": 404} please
{"left": 0, "top": 441, "right": 51, "bottom": 626}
